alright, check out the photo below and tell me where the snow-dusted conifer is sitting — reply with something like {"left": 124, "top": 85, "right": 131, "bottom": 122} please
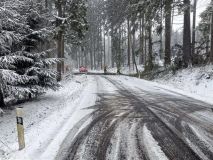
{"left": 0, "top": 0, "right": 59, "bottom": 104}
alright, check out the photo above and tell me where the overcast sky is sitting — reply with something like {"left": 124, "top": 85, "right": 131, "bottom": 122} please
{"left": 173, "top": 0, "right": 211, "bottom": 31}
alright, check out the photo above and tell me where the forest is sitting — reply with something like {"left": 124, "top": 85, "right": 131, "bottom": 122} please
{"left": 0, "top": 0, "right": 212, "bottom": 108}
{"left": 0, "top": 1, "right": 213, "bottom": 160}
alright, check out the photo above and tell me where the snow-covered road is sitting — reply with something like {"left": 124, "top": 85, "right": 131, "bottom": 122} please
{"left": 1, "top": 75, "right": 213, "bottom": 160}
{"left": 59, "top": 75, "right": 213, "bottom": 160}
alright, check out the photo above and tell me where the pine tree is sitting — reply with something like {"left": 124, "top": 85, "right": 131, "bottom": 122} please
{"left": 0, "top": 0, "right": 59, "bottom": 104}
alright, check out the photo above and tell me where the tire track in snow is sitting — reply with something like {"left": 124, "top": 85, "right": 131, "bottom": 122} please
{"left": 142, "top": 124, "right": 169, "bottom": 160}
{"left": 63, "top": 75, "right": 206, "bottom": 160}
{"left": 182, "top": 122, "right": 213, "bottom": 160}
{"left": 55, "top": 113, "right": 93, "bottom": 160}
{"left": 104, "top": 76, "right": 202, "bottom": 160}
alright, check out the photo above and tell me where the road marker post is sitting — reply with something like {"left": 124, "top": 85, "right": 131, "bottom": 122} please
{"left": 16, "top": 107, "right": 25, "bottom": 150}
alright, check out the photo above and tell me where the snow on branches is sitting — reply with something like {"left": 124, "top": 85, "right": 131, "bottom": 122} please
{"left": 0, "top": 0, "right": 59, "bottom": 104}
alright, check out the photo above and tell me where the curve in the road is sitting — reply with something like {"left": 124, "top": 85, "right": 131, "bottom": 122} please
{"left": 61, "top": 76, "right": 212, "bottom": 160}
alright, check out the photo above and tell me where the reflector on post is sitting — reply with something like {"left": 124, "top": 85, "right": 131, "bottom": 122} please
{"left": 16, "top": 107, "right": 25, "bottom": 150}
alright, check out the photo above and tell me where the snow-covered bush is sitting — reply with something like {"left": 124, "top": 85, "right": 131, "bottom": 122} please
{"left": 0, "top": 0, "right": 59, "bottom": 104}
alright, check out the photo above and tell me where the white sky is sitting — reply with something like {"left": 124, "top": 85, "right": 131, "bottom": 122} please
{"left": 173, "top": 0, "right": 211, "bottom": 31}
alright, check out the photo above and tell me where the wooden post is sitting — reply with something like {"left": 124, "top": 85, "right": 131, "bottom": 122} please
{"left": 16, "top": 107, "right": 25, "bottom": 150}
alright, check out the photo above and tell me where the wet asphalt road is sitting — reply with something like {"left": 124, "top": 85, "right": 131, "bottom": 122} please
{"left": 56, "top": 75, "right": 213, "bottom": 160}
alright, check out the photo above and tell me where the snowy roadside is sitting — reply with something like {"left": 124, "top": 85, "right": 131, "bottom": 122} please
{"left": 108, "top": 70, "right": 213, "bottom": 106}
{"left": 0, "top": 74, "right": 97, "bottom": 160}
{"left": 152, "top": 65, "right": 213, "bottom": 105}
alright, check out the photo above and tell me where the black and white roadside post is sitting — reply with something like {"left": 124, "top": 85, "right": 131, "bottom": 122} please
{"left": 16, "top": 107, "right": 25, "bottom": 150}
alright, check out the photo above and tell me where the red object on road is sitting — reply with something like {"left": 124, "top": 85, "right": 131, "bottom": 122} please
{"left": 79, "top": 66, "right": 88, "bottom": 73}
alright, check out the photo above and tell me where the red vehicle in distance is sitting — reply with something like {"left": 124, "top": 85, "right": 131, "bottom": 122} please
{"left": 79, "top": 66, "right": 88, "bottom": 73}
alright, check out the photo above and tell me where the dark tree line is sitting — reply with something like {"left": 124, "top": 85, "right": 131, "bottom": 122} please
{"left": 75, "top": 0, "right": 213, "bottom": 74}
{"left": 0, "top": 0, "right": 88, "bottom": 107}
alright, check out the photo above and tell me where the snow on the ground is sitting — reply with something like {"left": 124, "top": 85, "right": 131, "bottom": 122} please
{"left": 107, "top": 74, "right": 213, "bottom": 159}
{"left": 142, "top": 124, "right": 169, "bottom": 160}
{"left": 153, "top": 65, "right": 213, "bottom": 105}
{"left": 88, "top": 69, "right": 104, "bottom": 73}
{"left": 188, "top": 124, "right": 213, "bottom": 152}
{"left": 108, "top": 69, "right": 213, "bottom": 106}
{"left": 0, "top": 74, "right": 97, "bottom": 160}
{"left": 182, "top": 123, "right": 210, "bottom": 160}
{"left": 108, "top": 65, "right": 144, "bottom": 74}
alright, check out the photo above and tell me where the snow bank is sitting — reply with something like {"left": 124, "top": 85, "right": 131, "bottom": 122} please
{"left": 111, "top": 73, "right": 213, "bottom": 107}
{"left": 0, "top": 75, "right": 97, "bottom": 160}
{"left": 153, "top": 65, "right": 213, "bottom": 105}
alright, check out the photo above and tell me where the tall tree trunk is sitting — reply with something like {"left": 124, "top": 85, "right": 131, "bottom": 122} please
{"left": 171, "top": 1, "right": 175, "bottom": 57}
{"left": 127, "top": 19, "right": 131, "bottom": 69}
{"left": 132, "top": 30, "right": 139, "bottom": 74}
{"left": 147, "top": 21, "right": 153, "bottom": 70}
{"left": 90, "top": 37, "right": 93, "bottom": 70}
{"left": 164, "top": 0, "right": 172, "bottom": 66}
{"left": 0, "top": 72, "right": 5, "bottom": 108}
{"left": 78, "top": 49, "right": 80, "bottom": 68}
{"left": 210, "top": 0, "right": 213, "bottom": 63}
{"left": 97, "top": 28, "right": 100, "bottom": 69}
{"left": 61, "top": 2, "right": 66, "bottom": 74}
{"left": 111, "top": 26, "right": 115, "bottom": 68}
{"left": 103, "top": 28, "right": 106, "bottom": 68}
{"left": 206, "top": 37, "right": 209, "bottom": 57}
{"left": 93, "top": 36, "right": 96, "bottom": 69}
{"left": 108, "top": 33, "right": 111, "bottom": 67}
{"left": 61, "top": 34, "right": 65, "bottom": 74}
{"left": 81, "top": 48, "right": 84, "bottom": 66}
{"left": 56, "top": 0, "right": 62, "bottom": 81}
{"left": 139, "top": 16, "right": 142, "bottom": 64}
{"left": 139, "top": 14, "right": 144, "bottom": 64}
{"left": 116, "top": 28, "right": 121, "bottom": 74}
{"left": 183, "top": 0, "right": 192, "bottom": 67}
{"left": 192, "top": 0, "right": 197, "bottom": 64}
{"left": 160, "top": 0, "right": 163, "bottom": 59}
{"left": 85, "top": 49, "right": 88, "bottom": 67}
{"left": 76, "top": 50, "right": 79, "bottom": 68}
{"left": 99, "top": 25, "right": 103, "bottom": 70}
{"left": 144, "top": 20, "right": 147, "bottom": 65}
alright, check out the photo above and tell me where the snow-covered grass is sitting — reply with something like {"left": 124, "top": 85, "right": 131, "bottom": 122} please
{"left": 0, "top": 74, "right": 97, "bottom": 160}
{"left": 153, "top": 65, "right": 213, "bottom": 105}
